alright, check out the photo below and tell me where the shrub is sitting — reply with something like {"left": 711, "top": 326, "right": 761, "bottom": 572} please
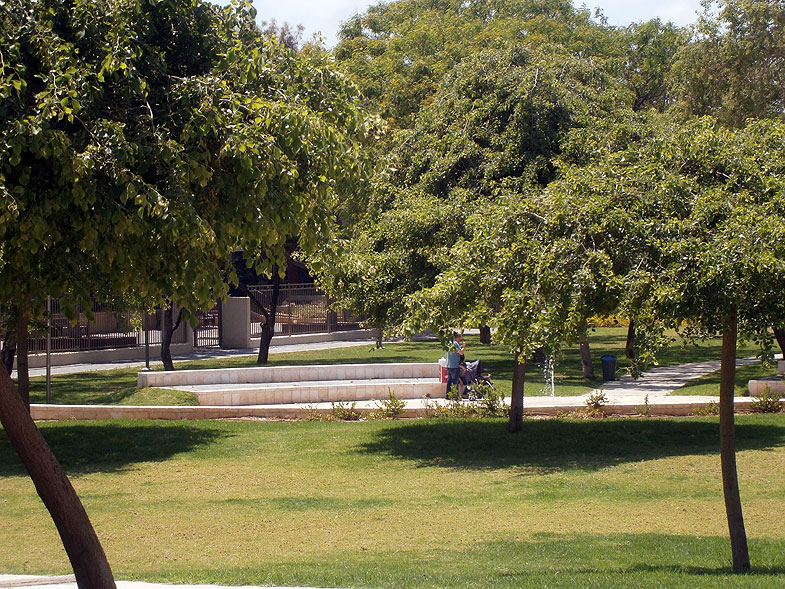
{"left": 424, "top": 395, "right": 477, "bottom": 419}
{"left": 586, "top": 391, "right": 607, "bottom": 412}
{"left": 556, "top": 391, "right": 608, "bottom": 420}
{"left": 329, "top": 401, "right": 361, "bottom": 421}
{"left": 367, "top": 392, "right": 407, "bottom": 420}
{"left": 750, "top": 387, "right": 783, "bottom": 413}
{"left": 474, "top": 384, "right": 507, "bottom": 417}
{"left": 302, "top": 405, "right": 323, "bottom": 421}
{"left": 693, "top": 401, "right": 720, "bottom": 416}
{"left": 635, "top": 394, "right": 651, "bottom": 417}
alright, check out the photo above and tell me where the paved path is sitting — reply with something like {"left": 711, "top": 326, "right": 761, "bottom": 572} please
{"left": 17, "top": 339, "right": 380, "bottom": 379}
{"left": 27, "top": 355, "right": 774, "bottom": 422}
{"left": 583, "top": 357, "right": 761, "bottom": 403}
{"left": 18, "top": 335, "right": 776, "bottom": 416}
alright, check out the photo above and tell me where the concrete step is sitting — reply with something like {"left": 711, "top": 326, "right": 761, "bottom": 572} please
{"left": 170, "top": 378, "right": 445, "bottom": 405}
{"left": 139, "top": 362, "right": 438, "bottom": 388}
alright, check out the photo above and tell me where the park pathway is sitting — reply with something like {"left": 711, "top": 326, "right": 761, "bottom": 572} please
{"left": 16, "top": 335, "right": 775, "bottom": 418}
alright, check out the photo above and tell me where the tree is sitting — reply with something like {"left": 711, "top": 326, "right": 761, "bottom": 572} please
{"left": 335, "top": 0, "right": 620, "bottom": 129}
{"left": 555, "top": 116, "right": 785, "bottom": 571}
{"left": 620, "top": 19, "right": 687, "bottom": 112}
{"left": 0, "top": 0, "right": 370, "bottom": 582}
{"left": 315, "top": 42, "right": 631, "bottom": 379}
{"left": 671, "top": 0, "right": 785, "bottom": 127}
{"left": 644, "top": 119, "right": 785, "bottom": 572}
{"left": 671, "top": 0, "right": 785, "bottom": 356}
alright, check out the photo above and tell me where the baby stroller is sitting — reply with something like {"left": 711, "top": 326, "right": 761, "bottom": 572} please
{"left": 461, "top": 359, "right": 495, "bottom": 401}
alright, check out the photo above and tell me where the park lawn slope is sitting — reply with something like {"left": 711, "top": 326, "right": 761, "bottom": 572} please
{"left": 675, "top": 362, "right": 779, "bottom": 397}
{"left": 25, "top": 328, "right": 765, "bottom": 405}
{"left": 1, "top": 415, "right": 784, "bottom": 587}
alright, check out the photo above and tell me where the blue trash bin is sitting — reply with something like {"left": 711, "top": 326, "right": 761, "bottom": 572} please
{"left": 600, "top": 356, "right": 617, "bottom": 381}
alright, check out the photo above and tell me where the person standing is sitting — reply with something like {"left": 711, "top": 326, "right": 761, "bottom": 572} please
{"left": 445, "top": 333, "right": 462, "bottom": 399}
{"left": 456, "top": 333, "right": 466, "bottom": 364}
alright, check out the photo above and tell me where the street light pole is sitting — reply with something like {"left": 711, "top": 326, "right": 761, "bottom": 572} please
{"left": 45, "top": 297, "right": 52, "bottom": 404}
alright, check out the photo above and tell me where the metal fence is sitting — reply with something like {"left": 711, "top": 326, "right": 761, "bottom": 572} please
{"left": 194, "top": 305, "right": 221, "bottom": 348}
{"left": 22, "top": 300, "right": 189, "bottom": 353}
{"left": 1, "top": 285, "right": 364, "bottom": 355}
{"left": 247, "top": 284, "right": 363, "bottom": 337}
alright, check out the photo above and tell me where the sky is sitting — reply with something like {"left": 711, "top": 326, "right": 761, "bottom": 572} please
{"left": 239, "top": 0, "right": 705, "bottom": 47}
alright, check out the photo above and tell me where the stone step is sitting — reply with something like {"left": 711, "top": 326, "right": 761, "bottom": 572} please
{"left": 171, "top": 378, "right": 445, "bottom": 405}
{"left": 139, "top": 362, "right": 438, "bottom": 388}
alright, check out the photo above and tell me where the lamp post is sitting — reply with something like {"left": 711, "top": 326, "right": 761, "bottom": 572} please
{"left": 45, "top": 297, "right": 51, "bottom": 404}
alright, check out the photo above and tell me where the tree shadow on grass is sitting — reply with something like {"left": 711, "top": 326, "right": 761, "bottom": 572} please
{"left": 482, "top": 533, "right": 785, "bottom": 579}
{"left": 355, "top": 417, "right": 785, "bottom": 472}
{"left": 27, "top": 368, "right": 138, "bottom": 405}
{"left": 0, "top": 421, "right": 227, "bottom": 476}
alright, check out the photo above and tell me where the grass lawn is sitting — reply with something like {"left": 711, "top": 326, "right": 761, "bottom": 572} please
{"left": 26, "top": 327, "right": 766, "bottom": 405}
{"left": 1, "top": 415, "right": 784, "bottom": 586}
{"left": 676, "top": 363, "right": 780, "bottom": 397}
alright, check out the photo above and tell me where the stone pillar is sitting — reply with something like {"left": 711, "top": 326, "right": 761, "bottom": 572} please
{"left": 221, "top": 297, "right": 251, "bottom": 349}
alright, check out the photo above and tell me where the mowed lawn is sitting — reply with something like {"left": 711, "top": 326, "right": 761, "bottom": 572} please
{"left": 26, "top": 327, "right": 770, "bottom": 405}
{"left": 2, "top": 415, "right": 785, "bottom": 587}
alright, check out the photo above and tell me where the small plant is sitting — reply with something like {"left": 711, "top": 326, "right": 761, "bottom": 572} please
{"left": 750, "top": 387, "right": 783, "bottom": 413}
{"left": 693, "top": 401, "right": 720, "bottom": 416}
{"left": 586, "top": 390, "right": 607, "bottom": 411}
{"left": 635, "top": 394, "right": 651, "bottom": 417}
{"left": 556, "top": 390, "right": 609, "bottom": 419}
{"left": 425, "top": 392, "right": 478, "bottom": 418}
{"left": 303, "top": 404, "right": 325, "bottom": 421}
{"left": 329, "top": 401, "right": 361, "bottom": 421}
{"left": 474, "top": 384, "right": 507, "bottom": 417}
{"left": 586, "top": 390, "right": 607, "bottom": 410}
{"left": 368, "top": 391, "right": 406, "bottom": 420}
{"left": 559, "top": 407, "right": 605, "bottom": 420}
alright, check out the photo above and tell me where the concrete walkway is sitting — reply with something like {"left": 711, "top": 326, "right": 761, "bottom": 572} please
{"left": 26, "top": 354, "right": 771, "bottom": 421}
{"left": 14, "top": 332, "right": 778, "bottom": 418}
{"left": 17, "top": 338, "right": 380, "bottom": 379}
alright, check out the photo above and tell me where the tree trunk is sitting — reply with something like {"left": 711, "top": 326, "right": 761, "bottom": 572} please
{"left": 479, "top": 325, "right": 492, "bottom": 345}
{"left": 375, "top": 327, "right": 384, "bottom": 349}
{"left": 579, "top": 320, "right": 595, "bottom": 379}
{"left": 1, "top": 328, "right": 16, "bottom": 377}
{"left": 161, "top": 304, "right": 175, "bottom": 372}
{"left": 508, "top": 351, "right": 525, "bottom": 433}
{"left": 625, "top": 320, "right": 635, "bottom": 359}
{"left": 720, "top": 312, "right": 750, "bottom": 572}
{"left": 16, "top": 307, "right": 30, "bottom": 409}
{"left": 773, "top": 327, "right": 785, "bottom": 358}
{"left": 257, "top": 265, "right": 280, "bottom": 365}
{"left": 0, "top": 366, "right": 115, "bottom": 586}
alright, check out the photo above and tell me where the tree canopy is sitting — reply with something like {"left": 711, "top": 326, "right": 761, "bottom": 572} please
{"left": 334, "top": 0, "right": 620, "bottom": 129}
{"left": 672, "top": 0, "right": 785, "bottom": 126}
{"left": 0, "top": 0, "right": 372, "bottom": 582}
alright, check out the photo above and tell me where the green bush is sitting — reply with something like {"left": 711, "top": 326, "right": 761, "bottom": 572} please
{"left": 750, "top": 387, "right": 783, "bottom": 413}
{"left": 475, "top": 384, "right": 507, "bottom": 417}
{"left": 330, "top": 401, "right": 361, "bottom": 421}
{"left": 636, "top": 394, "right": 651, "bottom": 417}
{"left": 693, "top": 401, "right": 720, "bottom": 416}
{"left": 367, "top": 392, "right": 406, "bottom": 420}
